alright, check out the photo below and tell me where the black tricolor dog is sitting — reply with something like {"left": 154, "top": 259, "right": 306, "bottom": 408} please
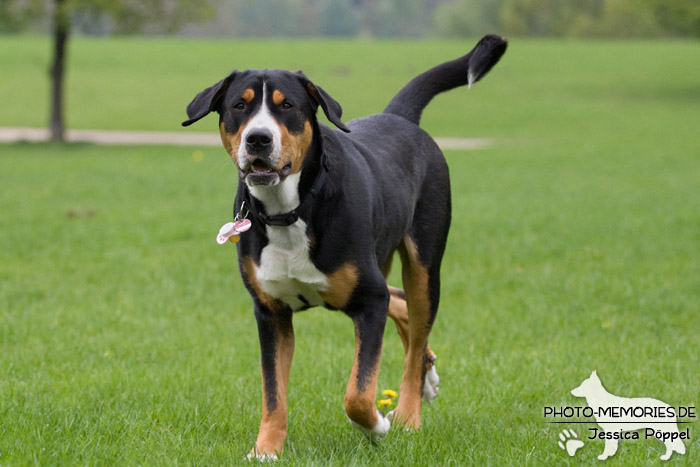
{"left": 183, "top": 35, "right": 507, "bottom": 459}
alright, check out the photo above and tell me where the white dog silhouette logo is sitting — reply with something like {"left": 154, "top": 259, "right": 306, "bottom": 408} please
{"left": 571, "top": 371, "right": 687, "bottom": 461}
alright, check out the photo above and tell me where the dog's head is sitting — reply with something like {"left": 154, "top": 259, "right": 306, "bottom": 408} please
{"left": 571, "top": 370, "right": 602, "bottom": 398}
{"left": 183, "top": 69, "right": 349, "bottom": 187}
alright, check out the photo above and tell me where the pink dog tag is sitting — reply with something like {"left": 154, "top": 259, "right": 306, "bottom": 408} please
{"left": 217, "top": 222, "right": 236, "bottom": 244}
{"left": 234, "top": 218, "right": 252, "bottom": 234}
{"left": 216, "top": 219, "right": 252, "bottom": 244}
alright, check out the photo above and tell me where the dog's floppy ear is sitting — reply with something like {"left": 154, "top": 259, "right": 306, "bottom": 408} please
{"left": 296, "top": 71, "right": 350, "bottom": 133}
{"left": 182, "top": 71, "right": 237, "bottom": 127}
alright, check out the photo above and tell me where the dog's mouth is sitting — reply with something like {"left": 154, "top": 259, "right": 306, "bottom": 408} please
{"left": 241, "top": 158, "right": 293, "bottom": 186}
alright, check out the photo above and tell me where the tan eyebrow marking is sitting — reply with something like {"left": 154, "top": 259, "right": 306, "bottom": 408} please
{"left": 272, "top": 90, "right": 285, "bottom": 106}
{"left": 242, "top": 88, "right": 255, "bottom": 103}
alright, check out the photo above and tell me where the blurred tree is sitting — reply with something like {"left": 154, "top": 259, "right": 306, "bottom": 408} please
{"left": 599, "top": 0, "right": 700, "bottom": 37}
{"left": 1, "top": 0, "right": 214, "bottom": 141}
{"left": 0, "top": 0, "right": 46, "bottom": 33}
{"left": 436, "top": 0, "right": 700, "bottom": 38}
{"left": 597, "top": 0, "right": 661, "bottom": 37}
{"left": 51, "top": 0, "right": 69, "bottom": 143}
{"left": 498, "top": 0, "right": 605, "bottom": 36}
{"left": 661, "top": 0, "right": 700, "bottom": 36}
{"left": 434, "top": 0, "right": 504, "bottom": 37}
{"left": 199, "top": 0, "right": 444, "bottom": 38}
{"left": 227, "top": 0, "right": 303, "bottom": 36}
{"left": 319, "top": 0, "right": 360, "bottom": 37}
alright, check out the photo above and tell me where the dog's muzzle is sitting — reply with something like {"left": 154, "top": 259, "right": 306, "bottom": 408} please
{"left": 245, "top": 129, "right": 274, "bottom": 156}
{"left": 238, "top": 128, "right": 288, "bottom": 186}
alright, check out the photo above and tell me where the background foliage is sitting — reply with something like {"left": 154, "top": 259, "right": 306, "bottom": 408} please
{"left": 0, "top": 0, "right": 215, "bottom": 34}
{"left": 440, "top": 0, "right": 700, "bottom": 38}
{"left": 2, "top": 0, "right": 699, "bottom": 38}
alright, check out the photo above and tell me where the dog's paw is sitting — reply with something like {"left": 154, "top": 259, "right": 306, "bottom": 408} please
{"left": 422, "top": 365, "right": 440, "bottom": 403}
{"left": 385, "top": 410, "right": 419, "bottom": 431}
{"left": 347, "top": 409, "right": 391, "bottom": 441}
{"left": 557, "top": 429, "right": 584, "bottom": 457}
{"left": 246, "top": 450, "right": 278, "bottom": 462}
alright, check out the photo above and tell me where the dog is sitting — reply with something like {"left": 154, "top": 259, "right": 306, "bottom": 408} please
{"left": 183, "top": 35, "right": 507, "bottom": 459}
{"left": 571, "top": 371, "right": 687, "bottom": 460}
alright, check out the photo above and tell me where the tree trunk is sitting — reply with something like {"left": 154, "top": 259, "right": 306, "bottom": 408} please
{"left": 50, "top": 0, "right": 69, "bottom": 142}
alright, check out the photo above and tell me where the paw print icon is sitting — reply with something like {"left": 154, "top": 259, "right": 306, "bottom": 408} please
{"left": 558, "top": 429, "right": 584, "bottom": 456}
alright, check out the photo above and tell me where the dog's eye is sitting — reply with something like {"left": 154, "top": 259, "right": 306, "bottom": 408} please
{"left": 281, "top": 101, "right": 293, "bottom": 110}
{"left": 234, "top": 102, "right": 245, "bottom": 110}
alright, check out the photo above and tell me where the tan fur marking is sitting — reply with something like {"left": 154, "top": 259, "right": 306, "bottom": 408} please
{"left": 305, "top": 83, "right": 319, "bottom": 103}
{"left": 388, "top": 288, "right": 410, "bottom": 354}
{"left": 344, "top": 331, "right": 380, "bottom": 429}
{"left": 242, "top": 88, "right": 255, "bottom": 103}
{"left": 393, "top": 236, "right": 433, "bottom": 429}
{"left": 387, "top": 286, "right": 436, "bottom": 361}
{"left": 279, "top": 120, "right": 313, "bottom": 174}
{"left": 219, "top": 120, "right": 249, "bottom": 165}
{"left": 272, "top": 89, "right": 285, "bottom": 106}
{"left": 241, "top": 256, "right": 284, "bottom": 313}
{"left": 254, "top": 321, "right": 294, "bottom": 457}
{"left": 319, "top": 262, "right": 359, "bottom": 310}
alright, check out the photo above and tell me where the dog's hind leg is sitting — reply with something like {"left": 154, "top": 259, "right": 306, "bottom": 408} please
{"left": 249, "top": 304, "right": 295, "bottom": 460}
{"left": 392, "top": 231, "right": 446, "bottom": 428}
{"left": 662, "top": 434, "right": 686, "bottom": 460}
{"left": 392, "top": 164, "right": 450, "bottom": 428}
{"left": 673, "top": 436, "right": 687, "bottom": 456}
{"left": 661, "top": 443, "right": 673, "bottom": 461}
{"left": 387, "top": 286, "right": 438, "bottom": 402}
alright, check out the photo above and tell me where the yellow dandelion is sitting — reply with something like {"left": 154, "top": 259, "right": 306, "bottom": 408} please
{"left": 382, "top": 389, "right": 398, "bottom": 398}
{"left": 378, "top": 399, "right": 393, "bottom": 407}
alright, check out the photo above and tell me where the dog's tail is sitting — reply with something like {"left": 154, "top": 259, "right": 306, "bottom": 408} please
{"left": 383, "top": 34, "right": 507, "bottom": 126}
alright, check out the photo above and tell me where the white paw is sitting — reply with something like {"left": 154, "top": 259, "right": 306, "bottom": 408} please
{"left": 246, "top": 452, "right": 278, "bottom": 462}
{"left": 423, "top": 365, "right": 440, "bottom": 402}
{"left": 384, "top": 410, "right": 418, "bottom": 432}
{"left": 347, "top": 409, "right": 391, "bottom": 441}
{"left": 557, "top": 429, "right": 584, "bottom": 457}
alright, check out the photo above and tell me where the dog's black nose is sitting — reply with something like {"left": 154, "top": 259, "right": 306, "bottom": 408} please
{"left": 246, "top": 129, "right": 273, "bottom": 153}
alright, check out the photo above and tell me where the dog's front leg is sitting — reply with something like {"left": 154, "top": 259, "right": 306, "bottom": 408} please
{"left": 344, "top": 286, "right": 391, "bottom": 440}
{"left": 249, "top": 303, "right": 294, "bottom": 461}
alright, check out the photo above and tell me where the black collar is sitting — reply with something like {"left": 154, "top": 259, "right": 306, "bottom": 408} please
{"left": 240, "top": 152, "right": 330, "bottom": 227}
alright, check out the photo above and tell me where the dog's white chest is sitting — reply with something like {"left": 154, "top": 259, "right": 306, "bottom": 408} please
{"left": 257, "top": 219, "right": 328, "bottom": 310}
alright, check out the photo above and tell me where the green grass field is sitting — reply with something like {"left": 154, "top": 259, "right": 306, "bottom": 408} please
{"left": 1, "top": 37, "right": 699, "bottom": 465}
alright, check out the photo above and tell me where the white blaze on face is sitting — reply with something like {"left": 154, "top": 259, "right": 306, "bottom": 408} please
{"left": 242, "top": 80, "right": 328, "bottom": 312}
{"left": 237, "top": 81, "right": 282, "bottom": 172}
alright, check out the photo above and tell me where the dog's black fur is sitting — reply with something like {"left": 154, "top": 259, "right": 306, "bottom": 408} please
{"left": 183, "top": 34, "right": 507, "bottom": 458}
